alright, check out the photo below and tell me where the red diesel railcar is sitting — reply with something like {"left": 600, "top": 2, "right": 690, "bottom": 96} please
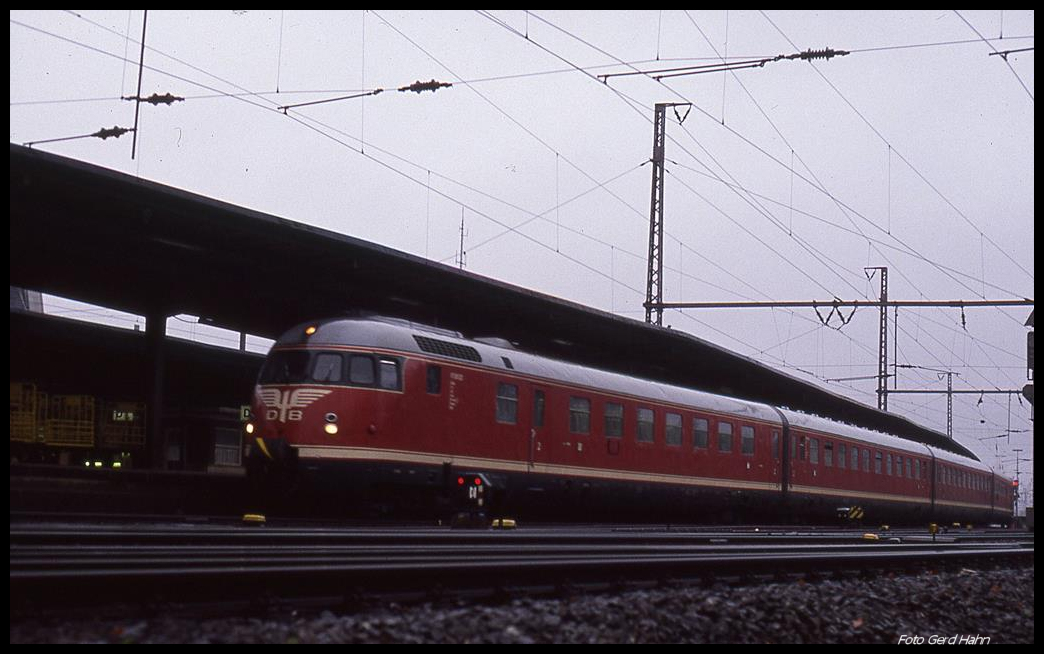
{"left": 245, "top": 316, "right": 1014, "bottom": 525}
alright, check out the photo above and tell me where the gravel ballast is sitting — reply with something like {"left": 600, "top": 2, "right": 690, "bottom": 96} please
{"left": 11, "top": 566, "right": 1033, "bottom": 644}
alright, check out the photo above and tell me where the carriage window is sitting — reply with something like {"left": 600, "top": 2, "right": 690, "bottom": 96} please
{"left": 896, "top": 455, "right": 903, "bottom": 477}
{"left": 637, "top": 408, "right": 655, "bottom": 443}
{"left": 741, "top": 426, "right": 755, "bottom": 455}
{"left": 851, "top": 447, "right": 860, "bottom": 471}
{"left": 496, "top": 383, "right": 518, "bottom": 424}
{"left": 378, "top": 359, "right": 401, "bottom": 390}
{"left": 604, "top": 402, "right": 623, "bottom": 438}
{"left": 771, "top": 430, "right": 780, "bottom": 460}
{"left": 312, "top": 353, "right": 344, "bottom": 383}
{"left": 665, "top": 413, "right": 683, "bottom": 446}
{"left": 874, "top": 451, "right": 883, "bottom": 474}
{"left": 809, "top": 438, "right": 819, "bottom": 465}
{"left": 569, "top": 397, "right": 591, "bottom": 434}
{"left": 718, "top": 422, "right": 733, "bottom": 453}
{"left": 349, "top": 355, "right": 376, "bottom": 386}
{"left": 838, "top": 443, "right": 846, "bottom": 469}
{"left": 694, "top": 418, "right": 709, "bottom": 449}
{"left": 886, "top": 454, "right": 893, "bottom": 476}
{"left": 797, "top": 435, "right": 805, "bottom": 461}
{"left": 824, "top": 441, "right": 833, "bottom": 467}
{"left": 426, "top": 365, "right": 442, "bottom": 394}
{"left": 862, "top": 450, "right": 871, "bottom": 473}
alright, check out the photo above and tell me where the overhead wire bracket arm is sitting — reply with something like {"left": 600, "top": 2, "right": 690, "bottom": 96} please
{"left": 988, "top": 46, "right": 1033, "bottom": 60}
{"left": 24, "top": 126, "right": 135, "bottom": 148}
{"left": 598, "top": 47, "right": 849, "bottom": 83}
{"left": 279, "top": 89, "right": 384, "bottom": 114}
{"left": 277, "top": 79, "right": 453, "bottom": 114}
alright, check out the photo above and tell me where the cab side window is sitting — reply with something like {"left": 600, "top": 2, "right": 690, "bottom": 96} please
{"left": 349, "top": 355, "right": 375, "bottom": 386}
{"left": 378, "top": 359, "right": 401, "bottom": 390}
{"left": 312, "top": 353, "right": 343, "bottom": 382}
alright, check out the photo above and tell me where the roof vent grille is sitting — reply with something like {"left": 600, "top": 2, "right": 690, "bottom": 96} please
{"left": 413, "top": 335, "right": 482, "bottom": 362}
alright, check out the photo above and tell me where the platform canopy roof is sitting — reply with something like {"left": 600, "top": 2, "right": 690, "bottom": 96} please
{"left": 10, "top": 144, "right": 978, "bottom": 459}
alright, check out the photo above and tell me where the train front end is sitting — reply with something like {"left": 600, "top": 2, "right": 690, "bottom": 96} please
{"left": 244, "top": 319, "right": 406, "bottom": 508}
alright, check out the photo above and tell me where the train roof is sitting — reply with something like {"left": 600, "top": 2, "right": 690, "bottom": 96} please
{"left": 779, "top": 409, "right": 992, "bottom": 473}
{"left": 275, "top": 315, "right": 783, "bottom": 426}
{"left": 780, "top": 409, "right": 932, "bottom": 458}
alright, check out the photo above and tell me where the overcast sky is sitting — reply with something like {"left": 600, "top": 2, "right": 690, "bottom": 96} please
{"left": 9, "top": 10, "right": 1035, "bottom": 498}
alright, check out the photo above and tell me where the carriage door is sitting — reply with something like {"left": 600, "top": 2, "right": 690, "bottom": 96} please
{"left": 528, "top": 389, "right": 546, "bottom": 471}
{"left": 771, "top": 429, "right": 782, "bottom": 491}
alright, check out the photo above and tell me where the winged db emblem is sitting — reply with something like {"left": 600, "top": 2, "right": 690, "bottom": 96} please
{"left": 258, "top": 387, "right": 332, "bottom": 422}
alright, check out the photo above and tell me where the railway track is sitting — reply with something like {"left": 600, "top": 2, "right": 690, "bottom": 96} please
{"left": 10, "top": 521, "right": 1033, "bottom": 611}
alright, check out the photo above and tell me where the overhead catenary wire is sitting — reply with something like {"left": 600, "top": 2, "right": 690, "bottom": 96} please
{"left": 483, "top": 11, "right": 868, "bottom": 302}
{"left": 688, "top": 10, "right": 1028, "bottom": 312}
{"left": 475, "top": 9, "right": 1014, "bottom": 401}
{"left": 761, "top": 10, "right": 1034, "bottom": 285}
{"left": 513, "top": 10, "right": 885, "bottom": 303}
